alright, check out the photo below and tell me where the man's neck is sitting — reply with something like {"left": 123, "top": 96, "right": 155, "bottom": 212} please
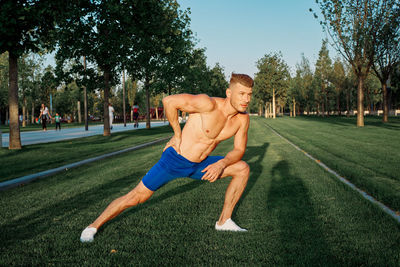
{"left": 221, "top": 98, "right": 238, "bottom": 119}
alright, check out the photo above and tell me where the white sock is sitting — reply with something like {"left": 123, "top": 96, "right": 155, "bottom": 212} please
{"left": 80, "top": 227, "right": 97, "bottom": 242}
{"left": 215, "top": 218, "right": 247, "bottom": 232}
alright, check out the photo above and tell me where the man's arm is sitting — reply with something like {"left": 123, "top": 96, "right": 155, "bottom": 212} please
{"left": 162, "top": 94, "right": 215, "bottom": 153}
{"left": 201, "top": 115, "right": 249, "bottom": 182}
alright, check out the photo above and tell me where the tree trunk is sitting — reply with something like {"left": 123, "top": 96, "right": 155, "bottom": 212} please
{"left": 337, "top": 92, "right": 341, "bottom": 116}
{"left": 321, "top": 83, "right": 325, "bottom": 117}
{"left": 145, "top": 76, "right": 151, "bottom": 129}
{"left": 272, "top": 88, "right": 276, "bottom": 119}
{"left": 31, "top": 104, "right": 35, "bottom": 124}
{"left": 83, "top": 56, "right": 88, "bottom": 131}
{"left": 103, "top": 69, "right": 111, "bottom": 136}
{"left": 156, "top": 106, "right": 159, "bottom": 120}
{"left": 293, "top": 98, "right": 296, "bottom": 117}
{"left": 122, "top": 70, "right": 126, "bottom": 127}
{"left": 22, "top": 97, "right": 27, "bottom": 127}
{"left": 264, "top": 103, "right": 267, "bottom": 118}
{"left": 346, "top": 89, "right": 350, "bottom": 118}
{"left": 356, "top": 75, "right": 365, "bottom": 127}
{"left": 8, "top": 52, "right": 21, "bottom": 149}
{"left": 77, "top": 101, "right": 81, "bottom": 123}
{"left": 382, "top": 82, "right": 388, "bottom": 123}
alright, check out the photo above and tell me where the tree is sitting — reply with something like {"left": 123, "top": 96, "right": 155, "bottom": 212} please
{"left": 254, "top": 52, "right": 290, "bottom": 119}
{"left": 315, "top": 39, "right": 332, "bottom": 117}
{"left": 125, "top": 0, "right": 193, "bottom": 128}
{"left": 372, "top": 2, "right": 400, "bottom": 122}
{"left": 292, "top": 54, "right": 314, "bottom": 115}
{"left": 331, "top": 58, "right": 346, "bottom": 115}
{"left": 177, "top": 48, "right": 211, "bottom": 95}
{"left": 56, "top": 0, "right": 128, "bottom": 136}
{"left": 0, "top": 0, "right": 65, "bottom": 148}
{"left": 208, "top": 63, "right": 229, "bottom": 97}
{"left": 313, "top": 0, "right": 390, "bottom": 126}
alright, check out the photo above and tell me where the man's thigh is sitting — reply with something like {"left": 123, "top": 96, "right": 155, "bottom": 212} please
{"left": 189, "top": 156, "right": 224, "bottom": 180}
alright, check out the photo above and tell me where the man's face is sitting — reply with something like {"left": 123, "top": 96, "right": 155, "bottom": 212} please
{"left": 227, "top": 83, "right": 252, "bottom": 113}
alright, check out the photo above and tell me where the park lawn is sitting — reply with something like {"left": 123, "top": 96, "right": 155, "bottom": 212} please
{"left": 0, "top": 125, "right": 173, "bottom": 183}
{"left": 0, "top": 117, "right": 399, "bottom": 266}
{"left": 263, "top": 115, "right": 400, "bottom": 213}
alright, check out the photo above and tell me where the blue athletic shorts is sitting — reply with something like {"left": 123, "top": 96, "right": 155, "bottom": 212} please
{"left": 142, "top": 147, "right": 224, "bottom": 191}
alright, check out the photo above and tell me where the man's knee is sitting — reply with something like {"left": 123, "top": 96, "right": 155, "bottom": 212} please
{"left": 236, "top": 161, "right": 250, "bottom": 177}
{"left": 123, "top": 182, "right": 153, "bottom": 207}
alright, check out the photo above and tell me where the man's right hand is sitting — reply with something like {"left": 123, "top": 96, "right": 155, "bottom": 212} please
{"left": 163, "top": 135, "right": 181, "bottom": 154}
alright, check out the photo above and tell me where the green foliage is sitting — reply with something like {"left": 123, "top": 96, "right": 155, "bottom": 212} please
{"left": 290, "top": 54, "right": 314, "bottom": 113}
{"left": 177, "top": 48, "right": 210, "bottom": 94}
{"left": 0, "top": 0, "right": 65, "bottom": 57}
{"left": 208, "top": 63, "right": 229, "bottom": 97}
{"left": 372, "top": 0, "right": 400, "bottom": 83}
{"left": 254, "top": 52, "right": 290, "bottom": 106}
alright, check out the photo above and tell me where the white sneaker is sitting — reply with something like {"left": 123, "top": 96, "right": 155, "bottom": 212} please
{"left": 80, "top": 227, "right": 97, "bottom": 242}
{"left": 215, "top": 218, "right": 247, "bottom": 232}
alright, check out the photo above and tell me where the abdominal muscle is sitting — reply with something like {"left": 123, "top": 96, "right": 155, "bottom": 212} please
{"left": 178, "top": 114, "right": 221, "bottom": 162}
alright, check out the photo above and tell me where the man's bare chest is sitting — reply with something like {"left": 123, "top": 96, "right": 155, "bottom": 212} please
{"left": 198, "top": 112, "right": 239, "bottom": 140}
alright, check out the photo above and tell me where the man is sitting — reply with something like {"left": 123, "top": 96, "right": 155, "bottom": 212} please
{"left": 108, "top": 103, "right": 115, "bottom": 130}
{"left": 80, "top": 73, "right": 253, "bottom": 242}
{"left": 132, "top": 103, "right": 139, "bottom": 128}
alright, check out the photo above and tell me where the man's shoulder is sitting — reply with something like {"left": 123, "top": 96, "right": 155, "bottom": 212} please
{"left": 236, "top": 112, "right": 250, "bottom": 128}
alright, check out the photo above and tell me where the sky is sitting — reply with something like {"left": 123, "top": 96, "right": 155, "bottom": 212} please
{"left": 179, "top": 0, "right": 335, "bottom": 78}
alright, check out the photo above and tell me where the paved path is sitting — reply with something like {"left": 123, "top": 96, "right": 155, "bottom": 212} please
{"left": 1, "top": 121, "right": 169, "bottom": 147}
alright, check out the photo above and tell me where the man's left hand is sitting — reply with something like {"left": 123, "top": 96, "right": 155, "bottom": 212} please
{"left": 201, "top": 161, "right": 226, "bottom": 183}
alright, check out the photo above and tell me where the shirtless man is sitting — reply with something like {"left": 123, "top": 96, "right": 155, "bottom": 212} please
{"left": 80, "top": 73, "right": 253, "bottom": 242}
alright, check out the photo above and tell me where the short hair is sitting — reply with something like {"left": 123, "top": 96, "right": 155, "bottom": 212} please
{"left": 230, "top": 73, "right": 254, "bottom": 88}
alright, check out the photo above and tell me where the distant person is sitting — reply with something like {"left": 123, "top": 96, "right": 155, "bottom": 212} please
{"left": 109, "top": 103, "right": 115, "bottom": 130}
{"left": 39, "top": 103, "right": 52, "bottom": 131}
{"left": 55, "top": 113, "right": 61, "bottom": 131}
{"left": 132, "top": 103, "right": 139, "bottom": 128}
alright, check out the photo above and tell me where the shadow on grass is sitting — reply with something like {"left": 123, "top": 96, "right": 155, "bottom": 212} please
{"left": 267, "top": 160, "right": 336, "bottom": 265}
{"left": 235, "top": 142, "right": 269, "bottom": 212}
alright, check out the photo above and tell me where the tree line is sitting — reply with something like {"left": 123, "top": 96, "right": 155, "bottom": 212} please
{"left": 0, "top": 0, "right": 228, "bottom": 149}
{"left": 253, "top": 0, "right": 400, "bottom": 126}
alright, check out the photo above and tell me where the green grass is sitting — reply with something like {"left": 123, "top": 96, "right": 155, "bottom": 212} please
{"left": 0, "top": 125, "right": 173, "bottom": 182}
{"left": 0, "top": 117, "right": 399, "bottom": 266}
{"left": 264, "top": 115, "right": 400, "bottom": 213}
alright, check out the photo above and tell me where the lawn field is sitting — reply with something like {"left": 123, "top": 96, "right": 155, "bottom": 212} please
{"left": 0, "top": 117, "right": 399, "bottom": 266}
{"left": 264, "top": 116, "right": 400, "bottom": 213}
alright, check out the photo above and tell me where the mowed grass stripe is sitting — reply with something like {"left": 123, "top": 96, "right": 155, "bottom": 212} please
{"left": 264, "top": 116, "right": 400, "bottom": 212}
{"left": 0, "top": 117, "right": 399, "bottom": 266}
{"left": 264, "top": 120, "right": 400, "bottom": 223}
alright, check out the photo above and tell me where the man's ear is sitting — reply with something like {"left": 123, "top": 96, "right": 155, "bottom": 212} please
{"left": 226, "top": 88, "right": 232, "bottom": 98}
